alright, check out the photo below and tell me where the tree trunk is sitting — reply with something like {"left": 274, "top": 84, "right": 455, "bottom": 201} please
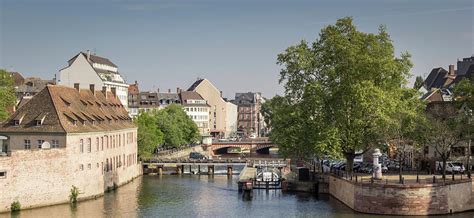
{"left": 344, "top": 153, "right": 355, "bottom": 173}
{"left": 442, "top": 159, "right": 447, "bottom": 180}
{"left": 398, "top": 152, "right": 403, "bottom": 183}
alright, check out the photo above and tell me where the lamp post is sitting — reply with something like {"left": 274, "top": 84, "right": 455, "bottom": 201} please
{"left": 467, "top": 108, "right": 472, "bottom": 179}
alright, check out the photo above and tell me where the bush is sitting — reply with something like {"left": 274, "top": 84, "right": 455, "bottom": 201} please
{"left": 10, "top": 201, "right": 21, "bottom": 212}
{"left": 69, "top": 185, "right": 80, "bottom": 204}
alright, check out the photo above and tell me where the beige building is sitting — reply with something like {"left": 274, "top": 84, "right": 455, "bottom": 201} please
{"left": 187, "top": 79, "right": 237, "bottom": 138}
{"left": 0, "top": 84, "right": 141, "bottom": 212}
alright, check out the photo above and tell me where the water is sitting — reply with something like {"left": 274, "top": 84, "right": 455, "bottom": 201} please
{"left": 4, "top": 175, "right": 474, "bottom": 218}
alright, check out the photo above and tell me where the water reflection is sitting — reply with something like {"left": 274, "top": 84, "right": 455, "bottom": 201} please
{"left": 2, "top": 175, "right": 474, "bottom": 218}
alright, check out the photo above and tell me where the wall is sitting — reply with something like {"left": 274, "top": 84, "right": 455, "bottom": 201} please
{"left": 0, "top": 128, "right": 141, "bottom": 212}
{"left": 225, "top": 102, "right": 237, "bottom": 137}
{"left": 329, "top": 175, "right": 473, "bottom": 215}
{"left": 193, "top": 79, "right": 227, "bottom": 136}
{"left": 59, "top": 54, "right": 104, "bottom": 90}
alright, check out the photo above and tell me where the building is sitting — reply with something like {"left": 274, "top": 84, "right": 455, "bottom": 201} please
{"left": 0, "top": 84, "right": 140, "bottom": 212}
{"left": 187, "top": 79, "right": 235, "bottom": 138}
{"left": 157, "top": 88, "right": 181, "bottom": 109}
{"left": 225, "top": 101, "right": 238, "bottom": 137}
{"left": 58, "top": 51, "right": 129, "bottom": 108}
{"left": 9, "top": 72, "right": 25, "bottom": 87}
{"left": 457, "top": 55, "right": 474, "bottom": 78}
{"left": 179, "top": 91, "right": 211, "bottom": 135}
{"left": 139, "top": 91, "right": 161, "bottom": 113}
{"left": 233, "top": 92, "right": 265, "bottom": 137}
{"left": 128, "top": 81, "right": 140, "bottom": 118}
{"left": 14, "top": 77, "right": 56, "bottom": 103}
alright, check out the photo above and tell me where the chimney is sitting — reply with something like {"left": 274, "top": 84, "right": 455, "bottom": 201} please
{"left": 74, "top": 83, "right": 80, "bottom": 91}
{"left": 89, "top": 84, "right": 95, "bottom": 95}
{"left": 177, "top": 87, "right": 181, "bottom": 93}
{"left": 157, "top": 88, "right": 160, "bottom": 93}
{"left": 86, "top": 50, "right": 91, "bottom": 61}
{"left": 220, "top": 91, "right": 223, "bottom": 97}
{"left": 102, "top": 86, "right": 108, "bottom": 98}
{"left": 448, "top": 64, "right": 455, "bottom": 76}
{"left": 111, "top": 87, "right": 117, "bottom": 97}
{"left": 168, "top": 89, "right": 171, "bottom": 93}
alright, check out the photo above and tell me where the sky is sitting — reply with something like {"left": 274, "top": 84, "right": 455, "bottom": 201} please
{"left": 0, "top": 0, "right": 473, "bottom": 99}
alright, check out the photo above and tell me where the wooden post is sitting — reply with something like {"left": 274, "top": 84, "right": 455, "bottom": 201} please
{"left": 227, "top": 166, "right": 233, "bottom": 176}
{"left": 189, "top": 165, "right": 192, "bottom": 174}
{"left": 198, "top": 165, "right": 201, "bottom": 174}
{"left": 158, "top": 166, "right": 163, "bottom": 176}
{"left": 208, "top": 165, "right": 214, "bottom": 175}
{"left": 176, "top": 165, "right": 182, "bottom": 175}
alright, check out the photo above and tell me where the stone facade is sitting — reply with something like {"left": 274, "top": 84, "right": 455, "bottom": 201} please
{"left": 329, "top": 175, "right": 473, "bottom": 215}
{"left": 0, "top": 129, "right": 141, "bottom": 212}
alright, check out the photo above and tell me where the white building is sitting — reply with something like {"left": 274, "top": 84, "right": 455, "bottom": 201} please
{"left": 225, "top": 101, "right": 238, "bottom": 137}
{"left": 58, "top": 51, "right": 129, "bottom": 108}
{"left": 179, "top": 91, "right": 210, "bottom": 135}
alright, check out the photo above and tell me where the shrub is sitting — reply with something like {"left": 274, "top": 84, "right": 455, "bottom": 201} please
{"left": 10, "top": 201, "right": 21, "bottom": 212}
{"left": 69, "top": 185, "right": 80, "bottom": 204}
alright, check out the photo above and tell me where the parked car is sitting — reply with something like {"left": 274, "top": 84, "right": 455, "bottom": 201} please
{"left": 436, "top": 161, "right": 464, "bottom": 174}
{"left": 189, "top": 152, "right": 207, "bottom": 160}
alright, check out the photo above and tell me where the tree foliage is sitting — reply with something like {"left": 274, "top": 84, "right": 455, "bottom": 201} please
{"left": 155, "top": 104, "right": 200, "bottom": 147}
{"left": 135, "top": 104, "right": 200, "bottom": 158}
{"left": 0, "top": 70, "right": 16, "bottom": 121}
{"left": 413, "top": 76, "right": 424, "bottom": 90}
{"left": 274, "top": 17, "right": 413, "bottom": 171}
{"left": 135, "top": 112, "right": 164, "bottom": 158}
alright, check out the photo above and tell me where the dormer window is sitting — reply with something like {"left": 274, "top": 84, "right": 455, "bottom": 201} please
{"left": 12, "top": 114, "right": 25, "bottom": 126}
{"left": 34, "top": 113, "right": 48, "bottom": 126}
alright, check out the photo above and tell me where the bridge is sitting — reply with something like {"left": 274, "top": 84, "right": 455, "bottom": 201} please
{"left": 142, "top": 158, "right": 287, "bottom": 176}
{"left": 209, "top": 139, "right": 277, "bottom": 155}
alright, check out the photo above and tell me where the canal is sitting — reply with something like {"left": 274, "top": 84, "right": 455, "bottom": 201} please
{"left": 4, "top": 175, "right": 474, "bottom": 218}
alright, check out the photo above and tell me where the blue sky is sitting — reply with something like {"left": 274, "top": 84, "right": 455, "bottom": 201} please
{"left": 0, "top": 0, "right": 473, "bottom": 98}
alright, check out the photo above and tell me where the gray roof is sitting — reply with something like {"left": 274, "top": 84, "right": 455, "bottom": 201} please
{"left": 234, "top": 92, "right": 259, "bottom": 105}
{"left": 187, "top": 79, "right": 204, "bottom": 91}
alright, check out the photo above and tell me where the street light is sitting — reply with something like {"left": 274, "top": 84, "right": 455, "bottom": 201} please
{"left": 466, "top": 108, "right": 472, "bottom": 179}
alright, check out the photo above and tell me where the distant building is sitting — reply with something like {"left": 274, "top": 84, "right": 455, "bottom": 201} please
{"left": 58, "top": 51, "right": 129, "bottom": 108}
{"left": 139, "top": 91, "right": 161, "bottom": 113}
{"left": 157, "top": 88, "right": 181, "bottom": 109}
{"left": 187, "top": 79, "right": 235, "bottom": 138}
{"left": 179, "top": 91, "right": 211, "bottom": 135}
{"left": 0, "top": 84, "right": 140, "bottom": 212}
{"left": 14, "top": 77, "right": 56, "bottom": 103}
{"left": 225, "top": 101, "right": 238, "bottom": 137}
{"left": 9, "top": 72, "right": 25, "bottom": 87}
{"left": 233, "top": 92, "right": 266, "bottom": 137}
{"left": 128, "top": 81, "right": 140, "bottom": 117}
{"left": 456, "top": 55, "right": 474, "bottom": 77}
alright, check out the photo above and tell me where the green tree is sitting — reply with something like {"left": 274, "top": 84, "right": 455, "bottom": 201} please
{"left": 426, "top": 112, "right": 462, "bottom": 180}
{"left": 0, "top": 70, "right": 16, "bottom": 121}
{"left": 276, "top": 17, "right": 413, "bottom": 172}
{"left": 156, "top": 104, "right": 200, "bottom": 148}
{"left": 135, "top": 112, "right": 164, "bottom": 159}
{"left": 454, "top": 77, "right": 474, "bottom": 176}
{"left": 386, "top": 88, "right": 426, "bottom": 181}
{"left": 413, "top": 76, "right": 424, "bottom": 90}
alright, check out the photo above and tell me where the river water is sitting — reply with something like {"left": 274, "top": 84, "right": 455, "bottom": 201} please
{"left": 4, "top": 174, "right": 473, "bottom": 218}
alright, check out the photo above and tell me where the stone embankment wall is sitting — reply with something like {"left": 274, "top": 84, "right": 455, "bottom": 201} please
{"left": 329, "top": 175, "right": 473, "bottom": 215}
{"left": 157, "top": 146, "right": 205, "bottom": 159}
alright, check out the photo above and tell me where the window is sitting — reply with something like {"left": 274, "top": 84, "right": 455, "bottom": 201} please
{"left": 87, "top": 138, "right": 91, "bottom": 152}
{"left": 0, "top": 171, "right": 6, "bottom": 179}
{"left": 79, "top": 164, "right": 84, "bottom": 171}
{"left": 96, "top": 137, "right": 99, "bottom": 151}
{"left": 88, "top": 163, "right": 91, "bottom": 170}
{"left": 24, "top": 140, "right": 31, "bottom": 149}
{"left": 80, "top": 139, "right": 84, "bottom": 153}
{"left": 101, "top": 137, "right": 104, "bottom": 151}
{"left": 37, "top": 140, "right": 44, "bottom": 149}
{"left": 52, "top": 140, "right": 59, "bottom": 148}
